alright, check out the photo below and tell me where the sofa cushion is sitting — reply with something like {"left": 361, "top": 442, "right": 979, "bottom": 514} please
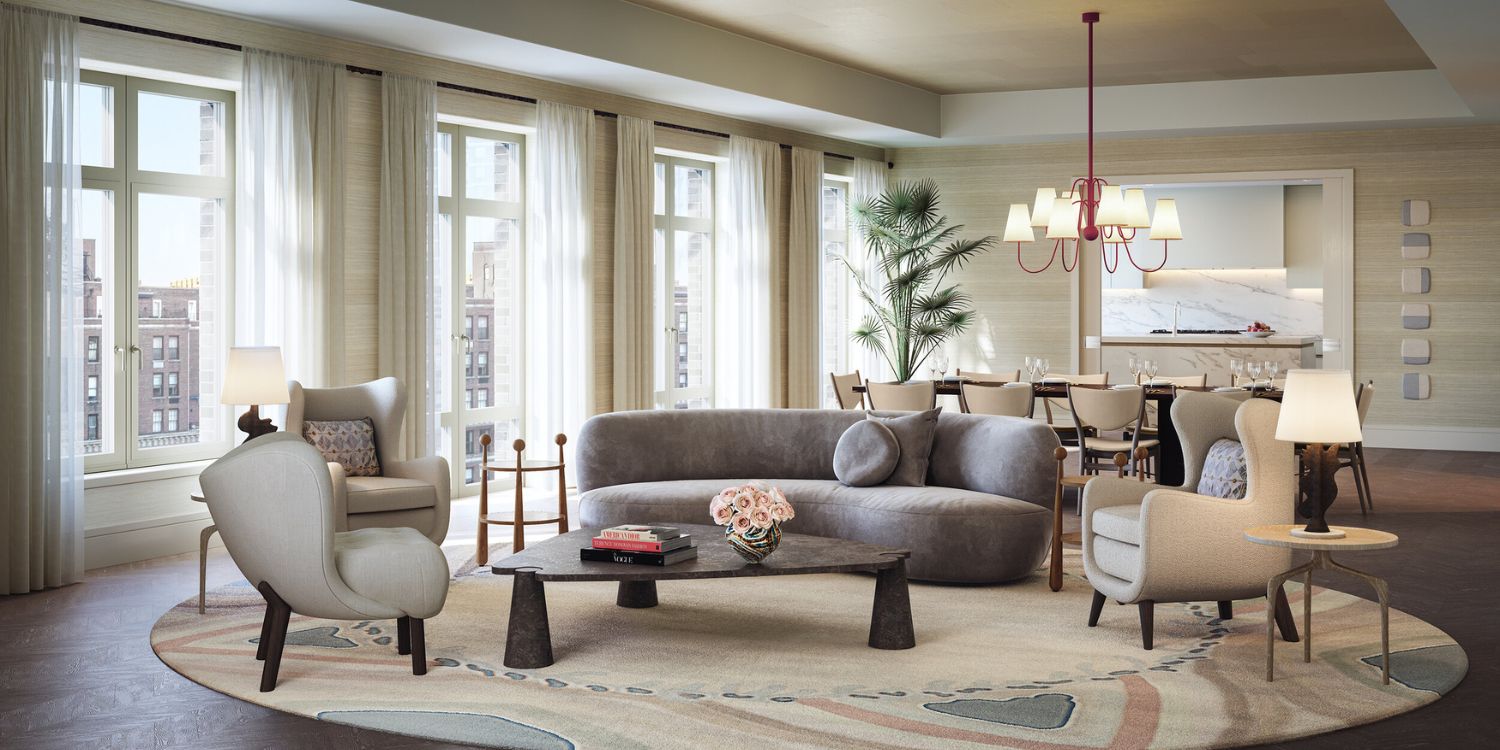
{"left": 866, "top": 407, "right": 941, "bottom": 486}
{"left": 1196, "top": 438, "right": 1248, "bottom": 499}
{"left": 832, "top": 420, "right": 899, "bottom": 487}
{"left": 1091, "top": 504, "right": 1142, "bottom": 545}
{"left": 303, "top": 417, "right": 381, "bottom": 477}
{"left": 334, "top": 527, "right": 448, "bottom": 619}
{"left": 345, "top": 476, "right": 437, "bottom": 514}
{"left": 1091, "top": 535, "right": 1140, "bottom": 583}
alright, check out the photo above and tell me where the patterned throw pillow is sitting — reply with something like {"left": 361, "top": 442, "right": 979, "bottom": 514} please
{"left": 302, "top": 418, "right": 381, "bottom": 477}
{"left": 1196, "top": 438, "right": 1247, "bottom": 499}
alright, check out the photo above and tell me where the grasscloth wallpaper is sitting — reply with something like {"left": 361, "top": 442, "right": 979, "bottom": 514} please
{"left": 890, "top": 125, "right": 1500, "bottom": 431}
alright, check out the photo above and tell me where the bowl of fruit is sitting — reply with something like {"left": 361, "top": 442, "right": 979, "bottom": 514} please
{"left": 1241, "top": 321, "right": 1275, "bottom": 338}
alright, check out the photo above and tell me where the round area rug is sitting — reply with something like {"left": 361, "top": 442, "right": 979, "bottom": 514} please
{"left": 153, "top": 547, "right": 1465, "bottom": 750}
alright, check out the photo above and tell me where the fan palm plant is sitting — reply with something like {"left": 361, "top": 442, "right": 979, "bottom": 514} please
{"left": 834, "top": 179, "right": 996, "bottom": 383}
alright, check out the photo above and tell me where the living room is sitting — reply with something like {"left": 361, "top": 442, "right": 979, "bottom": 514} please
{"left": 3, "top": 1, "right": 1497, "bottom": 748}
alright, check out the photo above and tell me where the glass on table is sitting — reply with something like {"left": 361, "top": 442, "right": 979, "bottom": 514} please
{"left": 1143, "top": 359, "right": 1159, "bottom": 382}
{"left": 932, "top": 352, "right": 949, "bottom": 380}
{"left": 1247, "top": 361, "right": 1264, "bottom": 388}
{"left": 1037, "top": 358, "right": 1050, "bottom": 380}
{"left": 1230, "top": 358, "right": 1245, "bottom": 387}
{"left": 1024, "top": 356, "right": 1036, "bottom": 382}
{"left": 1265, "top": 361, "right": 1280, "bottom": 388}
{"left": 1128, "top": 357, "right": 1141, "bottom": 384}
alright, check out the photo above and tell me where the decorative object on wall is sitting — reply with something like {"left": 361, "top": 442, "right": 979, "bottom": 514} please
{"left": 1401, "top": 267, "right": 1431, "bottom": 294}
{"left": 1403, "top": 373, "right": 1431, "bottom": 400}
{"left": 1401, "top": 199, "right": 1430, "bottom": 226}
{"left": 1401, "top": 303, "right": 1430, "bottom": 330}
{"left": 1001, "top": 12, "right": 1181, "bottom": 274}
{"left": 1401, "top": 232, "right": 1430, "bottom": 259}
{"left": 1401, "top": 339, "right": 1430, "bottom": 365}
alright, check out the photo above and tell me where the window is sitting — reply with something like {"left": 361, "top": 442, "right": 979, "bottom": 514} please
{"left": 653, "top": 155, "right": 715, "bottom": 410}
{"left": 820, "top": 178, "right": 853, "bottom": 407}
{"left": 81, "top": 71, "right": 234, "bottom": 471}
{"left": 87, "top": 376, "right": 99, "bottom": 402}
{"left": 438, "top": 122, "right": 525, "bottom": 491}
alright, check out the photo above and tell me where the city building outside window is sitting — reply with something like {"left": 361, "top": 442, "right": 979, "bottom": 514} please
{"left": 167, "top": 335, "right": 179, "bottom": 360}
{"left": 152, "top": 373, "right": 163, "bottom": 397}
{"left": 152, "top": 410, "right": 162, "bottom": 433}
{"left": 167, "top": 372, "right": 179, "bottom": 397}
{"left": 87, "top": 336, "right": 99, "bottom": 362}
{"left": 819, "top": 178, "right": 853, "bottom": 408}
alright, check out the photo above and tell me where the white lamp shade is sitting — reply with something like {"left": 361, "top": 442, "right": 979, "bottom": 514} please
{"left": 220, "top": 346, "right": 290, "bottom": 405}
{"left": 1275, "top": 369, "right": 1363, "bottom": 444}
{"left": 1148, "top": 198, "right": 1183, "bottom": 240}
{"left": 1123, "top": 188, "right": 1151, "bottom": 228}
{"left": 1030, "top": 188, "right": 1056, "bottom": 228}
{"left": 1095, "top": 185, "right": 1128, "bottom": 227}
{"left": 1045, "top": 194, "right": 1080, "bottom": 239}
{"left": 1003, "top": 203, "right": 1034, "bottom": 243}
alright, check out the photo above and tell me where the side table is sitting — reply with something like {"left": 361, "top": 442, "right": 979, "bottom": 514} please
{"left": 190, "top": 492, "right": 214, "bottom": 614}
{"left": 477, "top": 433, "right": 569, "bottom": 563}
{"left": 1245, "top": 524, "right": 1399, "bottom": 684}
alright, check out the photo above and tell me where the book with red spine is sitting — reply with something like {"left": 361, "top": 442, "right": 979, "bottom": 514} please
{"left": 590, "top": 535, "right": 693, "bottom": 553}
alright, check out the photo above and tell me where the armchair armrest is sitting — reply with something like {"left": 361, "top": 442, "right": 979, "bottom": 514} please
{"left": 326, "top": 462, "right": 349, "bottom": 533}
{"left": 386, "top": 455, "right": 451, "bottom": 545}
{"left": 1133, "top": 488, "right": 1292, "bottom": 600}
{"left": 1081, "top": 476, "right": 1155, "bottom": 515}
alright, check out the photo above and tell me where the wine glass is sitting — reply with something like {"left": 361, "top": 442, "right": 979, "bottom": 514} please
{"left": 1265, "top": 361, "right": 1280, "bottom": 388}
{"left": 1144, "top": 359, "right": 1159, "bottom": 382}
{"left": 1128, "top": 357, "right": 1141, "bottom": 384}
{"left": 1247, "top": 361, "right": 1264, "bottom": 389}
{"left": 1037, "top": 358, "right": 1050, "bottom": 380}
{"left": 1024, "top": 356, "right": 1036, "bottom": 383}
{"left": 1230, "top": 359, "right": 1245, "bottom": 387}
{"left": 932, "top": 352, "right": 950, "bottom": 381}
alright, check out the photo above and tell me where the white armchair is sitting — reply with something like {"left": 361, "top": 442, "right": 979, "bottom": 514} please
{"left": 1081, "top": 392, "right": 1301, "bottom": 649}
{"left": 286, "top": 377, "right": 451, "bottom": 544}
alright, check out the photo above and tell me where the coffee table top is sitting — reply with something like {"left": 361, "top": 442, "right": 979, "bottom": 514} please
{"left": 491, "top": 524, "right": 909, "bottom": 582}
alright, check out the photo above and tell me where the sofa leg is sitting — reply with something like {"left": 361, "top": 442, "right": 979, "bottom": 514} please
{"left": 1088, "top": 590, "right": 1106, "bottom": 627}
{"left": 1217, "top": 601, "right": 1233, "bottom": 621}
{"left": 1273, "top": 585, "right": 1301, "bottom": 643}
{"left": 1139, "top": 601, "right": 1154, "bottom": 650}
{"left": 409, "top": 618, "right": 427, "bottom": 675}
{"left": 397, "top": 616, "right": 411, "bottom": 655}
{"left": 257, "top": 582, "right": 291, "bottom": 693}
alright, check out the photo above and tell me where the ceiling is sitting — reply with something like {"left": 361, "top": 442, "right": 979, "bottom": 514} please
{"left": 628, "top": 0, "right": 1434, "bottom": 95}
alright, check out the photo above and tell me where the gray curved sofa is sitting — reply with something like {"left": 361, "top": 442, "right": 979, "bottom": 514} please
{"left": 576, "top": 409, "right": 1060, "bottom": 583}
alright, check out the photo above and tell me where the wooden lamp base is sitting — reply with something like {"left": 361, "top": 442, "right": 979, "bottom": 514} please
{"left": 237, "top": 404, "right": 279, "bottom": 442}
{"left": 1295, "top": 442, "right": 1343, "bottom": 538}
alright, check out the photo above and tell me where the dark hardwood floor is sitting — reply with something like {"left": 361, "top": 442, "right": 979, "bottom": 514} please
{"left": 1, "top": 447, "right": 1496, "bottom": 749}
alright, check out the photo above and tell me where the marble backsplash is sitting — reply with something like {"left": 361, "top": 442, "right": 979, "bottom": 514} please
{"left": 1101, "top": 269, "right": 1323, "bottom": 335}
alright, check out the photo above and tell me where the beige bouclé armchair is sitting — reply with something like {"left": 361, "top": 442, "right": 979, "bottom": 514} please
{"left": 1081, "top": 392, "right": 1301, "bottom": 649}
{"left": 286, "top": 377, "right": 451, "bottom": 544}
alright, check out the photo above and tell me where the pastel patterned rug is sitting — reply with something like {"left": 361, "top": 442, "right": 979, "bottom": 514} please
{"left": 152, "top": 547, "right": 1465, "bottom": 749}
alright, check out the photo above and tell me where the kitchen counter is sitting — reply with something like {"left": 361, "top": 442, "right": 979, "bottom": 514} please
{"left": 1102, "top": 334, "right": 1319, "bottom": 347}
{"left": 1098, "top": 334, "right": 1320, "bottom": 386}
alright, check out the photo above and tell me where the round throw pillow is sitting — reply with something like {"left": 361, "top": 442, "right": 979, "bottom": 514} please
{"left": 832, "top": 419, "right": 901, "bottom": 487}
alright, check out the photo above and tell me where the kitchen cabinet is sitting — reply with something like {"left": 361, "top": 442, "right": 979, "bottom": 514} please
{"left": 1133, "top": 184, "right": 1284, "bottom": 269}
{"left": 1284, "top": 184, "right": 1323, "bottom": 288}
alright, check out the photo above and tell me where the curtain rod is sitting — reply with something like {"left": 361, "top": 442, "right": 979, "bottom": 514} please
{"left": 79, "top": 16, "right": 858, "bottom": 161}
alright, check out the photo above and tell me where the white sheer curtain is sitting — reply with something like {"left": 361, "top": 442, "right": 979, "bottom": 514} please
{"left": 236, "top": 49, "right": 346, "bottom": 387}
{"left": 526, "top": 101, "right": 594, "bottom": 450}
{"left": 1, "top": 3, "right": 84, "bottom": 594}
{"left": 612, "top": 115, "right": 655, "bottom": 412}
{"left": 850, "top": 157, "right": 891, "bottom": 383}
{"left": 715, "top": 136, "right": 781, "bottom": 408}
{"left": 786, "top": 147, "right": 823, "bottom": 408}
{"left": 376, "top": 72, "right": 438, "bottom": 459}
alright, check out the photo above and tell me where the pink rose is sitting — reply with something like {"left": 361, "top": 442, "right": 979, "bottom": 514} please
{"left": 732, "top": 492, "right": 754, "bottom": 512}
{"left": 770, "top": 502, "right": 790, "bottom": 522}
{"left": 753, "top": 491, "right": 772, "bottom": 511}
{"left": 750, "top": 508, "right": 774, "bottom": 529}
{"left": 772, "top": 487, "right": 787, "bottom": 504}
{"left": 711, "top": 502, "right": 735, "bottom": 525}
{"left": 730, "top": 513, "right": 753, "bottom": 533}
{"left": 777, "top": 501, "right": 795, "bottom": 520}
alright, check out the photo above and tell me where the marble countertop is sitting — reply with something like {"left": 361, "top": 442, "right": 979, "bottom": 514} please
{"left": 1101, "top": 334, "right": 1320, "bottom": 346}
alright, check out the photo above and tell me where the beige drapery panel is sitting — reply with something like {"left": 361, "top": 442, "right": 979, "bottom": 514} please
{"left": 786, "top": 147, "right": 824, "bottom": 408}
{"left": 612, "top": 115, "right": 655, "bottom": 411}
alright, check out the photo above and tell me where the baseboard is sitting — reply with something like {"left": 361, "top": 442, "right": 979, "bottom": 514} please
{"left": 1360, "top": 424, "right": 1500, "bottom": 452}
{"left": 85, "top": 515, "right": 223, "bottom": 571}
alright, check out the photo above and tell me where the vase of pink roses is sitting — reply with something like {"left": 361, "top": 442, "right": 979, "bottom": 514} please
{"left": 710, "top": 482, "right": 794, "bottom": 563}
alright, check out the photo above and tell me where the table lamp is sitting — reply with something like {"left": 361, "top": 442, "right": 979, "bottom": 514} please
{"left": 1274, "top": 369, "right": 1362, "bottom": 539}
{"left": 221, "top": 346, "right": 289, "bottom": 442}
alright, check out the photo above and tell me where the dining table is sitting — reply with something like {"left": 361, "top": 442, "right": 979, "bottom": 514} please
{"left": 854, "top": 380, "right": 1283, "bottom": 487}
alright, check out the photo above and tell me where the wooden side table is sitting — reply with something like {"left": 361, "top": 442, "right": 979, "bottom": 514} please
{"left": 477, "top": 433, "right": 568, "bottom": 563}
{"left": 1245, "top": 524, "right": 1399, "bottom": 683}
{"left": 190, "top": 492, "right": 214, "bottom": 614}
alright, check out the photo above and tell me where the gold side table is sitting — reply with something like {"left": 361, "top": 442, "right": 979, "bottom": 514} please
{"left": 1245, "top": 524, "right": 1399, "bottom": 684}
{"left": 477, "top": 433, "right": 568, "bottom": 563}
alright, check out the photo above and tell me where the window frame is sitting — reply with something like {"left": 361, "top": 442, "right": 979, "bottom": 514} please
{"left": 652, "top": 153, "right": 716, "bottom": 410}
{"left": 819, "top": 175, "right": 854, "bottom": 408}
{"left": 82, "top": 70, "right": 236, "bottom": 473}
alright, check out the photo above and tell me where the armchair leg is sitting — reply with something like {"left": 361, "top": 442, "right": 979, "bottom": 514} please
{"left": 1273, "top": 585, "right": 1301, "bottom": 643}
{"left": 409, "top": 618, "right": 427, "bottom": 675}
{"left": 1217, "top": 601, "right": 1233, "bottom": 621}
{"left": 397, "top": 616, "right": 411, "bottom": 656}
{"left": 256, "top": 582, "right": 291, "bottom": 693}
{"left": 256, "top": 602, "right": 274, "bottom": 661}
{"left": 1088, "top": 590, "right": 1106, "bottom": 627}
{"left": 1138, "top": 601, "right": 1154, "bottom": 650}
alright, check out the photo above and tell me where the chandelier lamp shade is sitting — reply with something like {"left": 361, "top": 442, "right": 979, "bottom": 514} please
{"left": 1004, "top": 12, "right": 1182, "bottom": 274}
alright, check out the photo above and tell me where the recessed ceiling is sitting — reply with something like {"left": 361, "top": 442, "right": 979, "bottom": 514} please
{"left": 627, "top": 0, "right": 1435, "bottom": 95}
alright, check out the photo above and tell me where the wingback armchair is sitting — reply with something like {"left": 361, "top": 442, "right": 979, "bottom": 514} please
{"left": 200, "top": 433, "right": 450, "bottom": 691}
{"left": 286, "top": 377, "right": 450, "bottom": 544}
{"left": 1081, "top": 392, "right": 1301, "bottom": 649}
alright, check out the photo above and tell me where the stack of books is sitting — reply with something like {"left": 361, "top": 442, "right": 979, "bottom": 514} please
{"left": 581, "top": 525, "right": 698, "bottom": 566}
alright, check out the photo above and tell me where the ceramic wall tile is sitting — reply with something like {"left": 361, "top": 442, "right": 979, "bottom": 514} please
{"left": 1401, "top": 232, "right": 1430, "bottom": 259}
{"left": 1401, "top": 339, "right": 1430, "bottom": 365}
{"left": 1401, "top": 267, "right": 1431, "bottom": 294}
{"left": 1401, "top": 199, "right": 1430, "bottom": 226}
{"left": 1401, "top": 303, "right": 1430, "bottom": 329}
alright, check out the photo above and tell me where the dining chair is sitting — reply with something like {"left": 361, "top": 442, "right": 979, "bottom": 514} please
{"left": 1136, "top": 374, "right": 1208, "bottom": 435}
{"left": 1340, "top": 380, "right": 1376, "bottom": 513}
{"left": 865, "top": 380, "right": 937, "bottom": 411}
{"left": 960, "top": 381, "right": 1033, "bottom": 417}
{"left": 829, "top": 370, "right": 865, "bottom": 409}
{"left": 956, "top": 369, "right": 1021, "bottom": 383}
{"left": 1041, "top": 373, "right": 1109, "bottom": 432}
{"left": 1067, "top": 384, "right": 1159, "bottom": 478}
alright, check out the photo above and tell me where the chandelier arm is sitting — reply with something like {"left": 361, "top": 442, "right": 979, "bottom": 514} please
{"left": 1102, "top": 243, "right": 1120, "bottom": 274}
{"left": 1061, "top": 240, "right": 1080, "bottom": 273}
{"left": 1016, "top": 241, "right": 1059, "bottom": 274}
{"left": 1124, "top": 240, "right": 1170, "bottom": 273}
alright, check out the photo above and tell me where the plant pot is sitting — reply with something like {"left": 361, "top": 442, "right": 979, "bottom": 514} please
{"left": 725, "top": 522, "right": 781, "bottom": 563}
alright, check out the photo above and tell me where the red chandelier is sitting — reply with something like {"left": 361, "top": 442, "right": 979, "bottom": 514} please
{"left": 1004, "top": 12, "right": 1182, "bottom": 274}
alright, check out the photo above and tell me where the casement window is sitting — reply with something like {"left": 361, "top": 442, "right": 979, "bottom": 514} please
{"left": 819, "top": 177, "right": 853, "bottom": 407}
{"left": 437, "top": 122, "right": 526, "bottom": 492}
{"left": 80, "top": 71, "right": 233, "bottom": 470}
{"left": 653, "top": 154, "right": 715, "bottom": 410}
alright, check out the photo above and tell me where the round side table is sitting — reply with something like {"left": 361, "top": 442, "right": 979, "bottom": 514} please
{"left": 476, "top": 433, "right": 569, "bottom": 563}
{"left": 1245, "top": 524, "right": 1398, "bottom": 684}
{"left": 190, "top": 493, "right": 214, "bottom": 614}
